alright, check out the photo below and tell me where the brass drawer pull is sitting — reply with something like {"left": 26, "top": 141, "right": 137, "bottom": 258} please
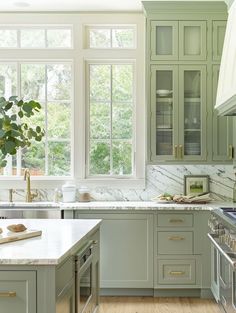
{"left": 168, "top": 236, "right": 185, "bottom": 241}
{"left": 0, "top": 291, "right": 16, "bottom": 297}
{"left": 228, "top": 145, "right": 234, "bottom": 160}
{"left": 169, "top": 219, "right": 184, "bottom": 223}
{"left": 169, "top": 271, "right": 185, "bottom": 276}
{"left": 179, "top": 145, "right": 183, "bottom": 159}
{"left": 174, "top": 145, "right": 178, "bottom": 159}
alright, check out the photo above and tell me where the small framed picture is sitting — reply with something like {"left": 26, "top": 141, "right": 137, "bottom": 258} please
{"left": 184, "top": 175, "right": 210, "bottom": 196}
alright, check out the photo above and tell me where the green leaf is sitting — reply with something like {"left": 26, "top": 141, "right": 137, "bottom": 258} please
{"left": 9, "top": 96, "right": 18, "bottom": 102}
{"left": 5, "top": 141, "right": 16, "bottom": 154}
{"left": 0, "top": 129, "right": 5, "bottom": 138}
{"left": 17, "top": 100, "right": 23, "bottom": 107}
{"left": 18, "top": 111, "right": 23, "bottom": 118}
{"left": 10, "top": 114, "right": 17, "bottom": 121}
{"left": 4, "top": 102, "right": 13, "bottom": 111}
{"left": 36, "top": 126, "right": 41, "bottom": 133}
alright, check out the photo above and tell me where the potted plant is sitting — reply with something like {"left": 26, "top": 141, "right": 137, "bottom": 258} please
{"left": 0, "top": 96, "right": 44, "bottom": 168}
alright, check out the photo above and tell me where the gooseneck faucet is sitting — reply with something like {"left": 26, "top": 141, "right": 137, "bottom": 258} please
{"left": 24, "top": 168, "right": 38, "bottom": 202}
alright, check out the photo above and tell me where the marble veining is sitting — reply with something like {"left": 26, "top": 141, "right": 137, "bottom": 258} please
{"left": 0, "top": 219, "right": 101, "bottom": 265}
{"left": 0, "top": 165, "right": 234, "bottom": 202}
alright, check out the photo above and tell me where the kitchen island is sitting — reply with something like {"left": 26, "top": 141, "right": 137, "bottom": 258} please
{"left": 0, "top": 219, "right": 101, "bottom": 313}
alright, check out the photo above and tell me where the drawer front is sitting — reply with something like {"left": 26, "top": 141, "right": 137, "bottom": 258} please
{"left": 56, "top": 257, "right": 74, "bottom": 296}
{"left": 157, "top": 213, "right": 193, "bottom": 227}
{"left": 0, "top": 271, "right": 36, "bottom": 313}
{"left": 157, "top": 231, "right": 193, "bottom": 254}
{"left": 157, "top": 259, "right": 196, "bottom": 285}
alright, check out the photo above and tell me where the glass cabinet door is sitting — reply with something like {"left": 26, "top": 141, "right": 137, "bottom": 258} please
{"left": 150, "top": 65, "right": 178, "bottom": 161}
{"left": 151, "top": 21, "right": 178, "bottom": 60}
{"left": 179, "top": 21, "right": 207, "bottom": 60}
{"left": 179, "top": 65, "right": 207, "bottom": 161}
{"left": 212, "top": 21, "right": 226, "bottom": 61}
{"left": 212, "top": 65, "right": 233, "bottom": 161}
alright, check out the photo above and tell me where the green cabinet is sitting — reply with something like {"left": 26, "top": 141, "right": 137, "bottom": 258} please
{"left": 212, "top": 65, "right": 233, "bottom": 161}
{"left": 144, "top": 1, "right": 229, "bottom": 164}
{"left": 0, "top": 271, "right": 36, "bottom": 313}
{"left": 75, "top": 211, "right": 154, "bottom": 290}
{"left": 151, "top": 20, "right": 207, "bottom": 61}
{"left": 151, "top": 64, "right": 207, "bottom": 161}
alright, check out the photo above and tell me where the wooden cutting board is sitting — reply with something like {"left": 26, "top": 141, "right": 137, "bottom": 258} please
{"left": 0, "top": 230, "right": 42, "bottom": 244}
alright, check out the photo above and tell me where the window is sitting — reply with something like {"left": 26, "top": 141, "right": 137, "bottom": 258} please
{"left": 87, "top": 62, "right": 134, "bottom": 176}
{"left": 0, "top": 26, "right": 72, "bottom": 48}
{"left": 86, "top": 26, "right": 136, "bottom": 49}
{"left": 0, "top": 62, "right": 72, "bottom": 177}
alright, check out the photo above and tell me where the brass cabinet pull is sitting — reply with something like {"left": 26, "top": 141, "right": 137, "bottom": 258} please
{"left": 0, "top": 291, "right": 16, "bottom": 297}
{"left": 228, "top": 145, "right": 234, "bottom": 160}
{"left": 169, "top": 271, "right": 185, "bottom": 276}
{"left": 168, "top": 236, "right": 185, "bottom": 241}
{"left": 179, "top": 145, "right": 183, "bottom": 159}
{"left": 174, "top": 145, "right": 178, "bottom": 159}
{"left": 169, "top": 219, "right": 184, "bottom": 223}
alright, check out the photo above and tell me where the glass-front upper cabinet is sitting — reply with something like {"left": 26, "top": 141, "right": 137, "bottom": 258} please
{"left": 179, "top": 65, "right": 206, "bottom": 160}
{"left": 179, "top": 21, "right": 207, "bottom": 60}
{"left": 150, "top": 65, "right": 178, "bottom": 161}
{"left": 212, "top": 65, "right": 233, "bottom": 161}
{"left": 212, "top": 21, "right": 226, "bottom": 61}
{"left": 151, "top": 21, "right": 178, "bottom": 60}
{"left": 179, "top": 65, "right": 207, "bottom": 161}
{"left": 151, "top": 21, "right": 206, "bottom": 61}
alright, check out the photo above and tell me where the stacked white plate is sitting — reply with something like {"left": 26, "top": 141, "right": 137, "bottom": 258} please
{"left": 185, "top": 143, "right": 200, "bottom": 155}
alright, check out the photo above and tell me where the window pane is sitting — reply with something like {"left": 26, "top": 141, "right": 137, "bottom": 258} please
{"left": 47, "top": 29, "right": 72, "bottom": 48}
{"left": 20, "top": 29, "right": 45, "bottom": 48}
{"left": 48, "top": 141, "right": 71, "bottom": 176}
{"left": 90, "top": 65, "right": 111, "bottom": 101}
{"left": 112, "top": 65, "right": 133, "bottom": 101}
{"left": 0, "top": 30, "right": 17, "bottom": 48}
{"left": 0, "top": 64, "right": 17, "bottom": 98}
{"left": 89, "top": 141, "right": 110, "bottom": 175}
{"left": 112, "top": 29, "right": 134, "bottom": 48}
{"left": 90, "top": 102, "right": 110, "bottom": 139}
{"left": 112, "top": 141, "right": 132, "bottom": 175}
{"left": 48, "top": 102, "right": 71, "bottom": 139}
{"left": 112, "top": 102, "right": 132, "bottom": 139}
{"left": 21, "top": 64, "right": 46, "bottom": 101}
{"left": 47, "top": 64, "right": 72, "bottom": 101}
{"left": 21, "top": 142, "right": 45, "bottom": 176}
{"left": 89, "top": 29, "right": 111, "bottom": 48}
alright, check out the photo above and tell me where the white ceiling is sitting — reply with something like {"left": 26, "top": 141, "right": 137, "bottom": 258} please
{"left": 0, "top": 0, "right": 223, "bottom": 12}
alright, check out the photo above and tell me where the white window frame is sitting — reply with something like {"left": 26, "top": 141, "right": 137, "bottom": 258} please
{"left": 0, "top": 13, "right": 145, "bottom": 189}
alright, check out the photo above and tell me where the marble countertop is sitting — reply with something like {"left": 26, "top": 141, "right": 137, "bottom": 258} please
{"left": 0, "top": 200, "right": 235, "bottom": 211}
{"left": 60, "top": 200, "right": 236, "bottom": 211}
{"left": 0, "top": 219, "right": 101, "bottom": 265}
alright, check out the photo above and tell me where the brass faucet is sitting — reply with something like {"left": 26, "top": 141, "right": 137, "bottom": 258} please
{"left": 24, "top": 168, "right": 38, "bottom": 202}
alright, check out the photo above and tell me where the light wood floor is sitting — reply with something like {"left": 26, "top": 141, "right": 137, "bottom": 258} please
{"left": 98, "top": 297, "right": 221, "bottom": 313}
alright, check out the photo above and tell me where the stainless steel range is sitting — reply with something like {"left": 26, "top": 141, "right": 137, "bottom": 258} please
{"left": 208, "top": 208, "right": 236, "bottom": 313}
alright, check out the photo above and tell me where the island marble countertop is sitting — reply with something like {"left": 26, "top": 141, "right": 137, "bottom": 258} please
{"left": 0, "top": 219, "right": 101, "bottom": 265}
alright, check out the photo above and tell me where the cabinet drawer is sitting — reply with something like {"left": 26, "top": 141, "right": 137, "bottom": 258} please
{"left": 157, "top": 213, "right": 193, "bottom": 227}
{"left": 0, "top": 270, "right": 36, "bottom": 313}
{"left": 157, "top": 231, "right": 193, "bottom": 254}
{"left": 157, "top": 259, "right": 196, "bottom": 285}
{"left": 56, "top": 257, "right": 74, "bottom": 296}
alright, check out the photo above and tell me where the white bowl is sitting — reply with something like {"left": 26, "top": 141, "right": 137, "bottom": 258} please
{"left": 156, "top": 89, "right": 172, "bottom": 96}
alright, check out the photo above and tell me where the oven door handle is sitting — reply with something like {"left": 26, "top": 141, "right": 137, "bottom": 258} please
{"left": 208, "top": 233, "right": 236, "bottom": 268}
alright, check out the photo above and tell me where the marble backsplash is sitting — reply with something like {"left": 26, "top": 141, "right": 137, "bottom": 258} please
{"left": 0, "top": 164, "right": 234, "bottom": 202}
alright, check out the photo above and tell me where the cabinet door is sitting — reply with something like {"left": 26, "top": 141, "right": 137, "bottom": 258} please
{"left": 212, "top": 65, "right": 233, "bottom": 162}
{"left": 0, "top": 271, "right": 36, "bottom": 313}
{"left": 210, "top": 243, "right": 220, "bottom": 302}
{"left": 179, "top": 21, "right": 207, "bottom": 61}
{"left": 212, "top": 21, "right": 226, "bottom": 61}
{"left": 150, "top": 21, "right": 178, "bottom": 60}
{"left": 179, "top": 65, "right": 207, "bottom": 161}
{"left": 56, "top": 279, "right": 75, "bottom": 313}
{"left": 76, "top": 212, "right": 154, "bottom": 289}
{"left": 150, "top": 65, "right": 179, "bottom": 161}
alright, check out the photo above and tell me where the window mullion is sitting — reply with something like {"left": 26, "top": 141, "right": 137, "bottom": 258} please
{"left": 17, "top": 61, "right": 22, "bottom": 176}
{"left": 110, "top": 65, "right": 113, "bottom": 176}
